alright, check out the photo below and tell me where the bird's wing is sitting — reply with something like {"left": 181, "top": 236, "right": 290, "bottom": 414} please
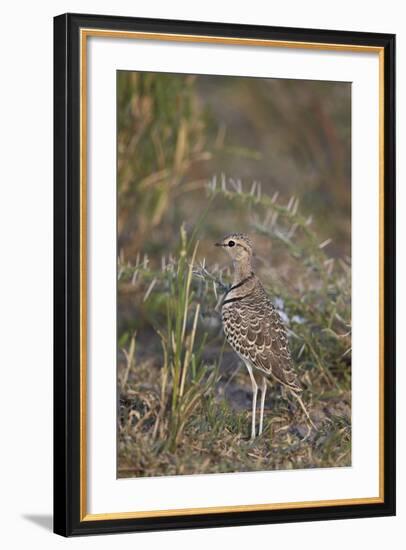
{"left": 226, "top": 295, "right": 302, "bottom": 392}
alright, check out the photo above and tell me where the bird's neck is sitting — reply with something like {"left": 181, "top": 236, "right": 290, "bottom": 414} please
{"left": 232, "top": 258, "right": 253, "bottom": 285}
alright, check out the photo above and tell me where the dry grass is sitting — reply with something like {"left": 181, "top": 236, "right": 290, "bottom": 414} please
{"left": 118, "top": 348, "right": 351, "bottom": 478}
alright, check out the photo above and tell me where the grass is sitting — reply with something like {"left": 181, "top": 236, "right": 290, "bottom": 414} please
{"left": 117, "top": 72, "right": 218, "bottom": 258}
{"left": 118, "top": 353, "right": 351, "bottom": 478}
{"left": 117, "top": 181, "right": 351, "bottom": 478}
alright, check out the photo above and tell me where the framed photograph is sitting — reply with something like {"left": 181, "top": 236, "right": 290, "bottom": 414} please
{"left": 54, "top": 13, "right": 395, "bottom": 536}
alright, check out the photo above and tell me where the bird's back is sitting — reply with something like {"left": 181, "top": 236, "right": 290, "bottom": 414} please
{"left": 221, "top": 275, "right": 302, "bottom": 393}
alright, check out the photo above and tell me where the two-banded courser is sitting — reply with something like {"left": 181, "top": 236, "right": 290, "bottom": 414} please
{"left": 215, "top": 233, "right": 315, "bottom": 440}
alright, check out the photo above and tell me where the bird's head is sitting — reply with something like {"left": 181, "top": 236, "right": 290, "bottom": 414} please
{"left": 215, "top": 233, "right": 254, "bottom": 263}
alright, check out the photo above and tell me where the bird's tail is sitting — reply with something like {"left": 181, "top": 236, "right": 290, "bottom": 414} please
{"left": 289, "top": 389, "right": 317, "bottom": 433}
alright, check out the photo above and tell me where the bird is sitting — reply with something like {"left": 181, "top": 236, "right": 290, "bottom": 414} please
{"left": 215, "top": 232, "right": 315, "bottom": 440}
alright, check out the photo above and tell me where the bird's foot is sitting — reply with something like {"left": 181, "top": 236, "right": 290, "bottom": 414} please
{"left": 301, "top": 423, "right": 313, "bottom": 442}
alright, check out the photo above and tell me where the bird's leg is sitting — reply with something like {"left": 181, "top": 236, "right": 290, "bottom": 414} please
{"left": 259, "top": 377, "right": 267, "bottom": 436}
{"left": 245, "top": 363, "right": 258, "bottom": 440}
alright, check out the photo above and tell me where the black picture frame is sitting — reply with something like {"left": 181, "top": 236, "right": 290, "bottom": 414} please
{"left": 54, "top": 12, "right": 396, "bottom": 537}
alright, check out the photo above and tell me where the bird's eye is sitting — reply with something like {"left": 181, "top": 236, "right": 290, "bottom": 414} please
{"left": 228, "top": 240, "right": 235, "bottom": 247}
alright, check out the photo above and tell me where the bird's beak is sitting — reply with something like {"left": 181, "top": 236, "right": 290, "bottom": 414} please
{"left": 214, "top": 242, "right": 223, "bottom": 247}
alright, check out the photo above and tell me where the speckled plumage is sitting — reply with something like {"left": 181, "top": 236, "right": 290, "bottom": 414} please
{"left": 215, "top": 232, "right": 311, "bottom": 439}
{"left": 221, "top": 274, "right": 301, "bottom": 393}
